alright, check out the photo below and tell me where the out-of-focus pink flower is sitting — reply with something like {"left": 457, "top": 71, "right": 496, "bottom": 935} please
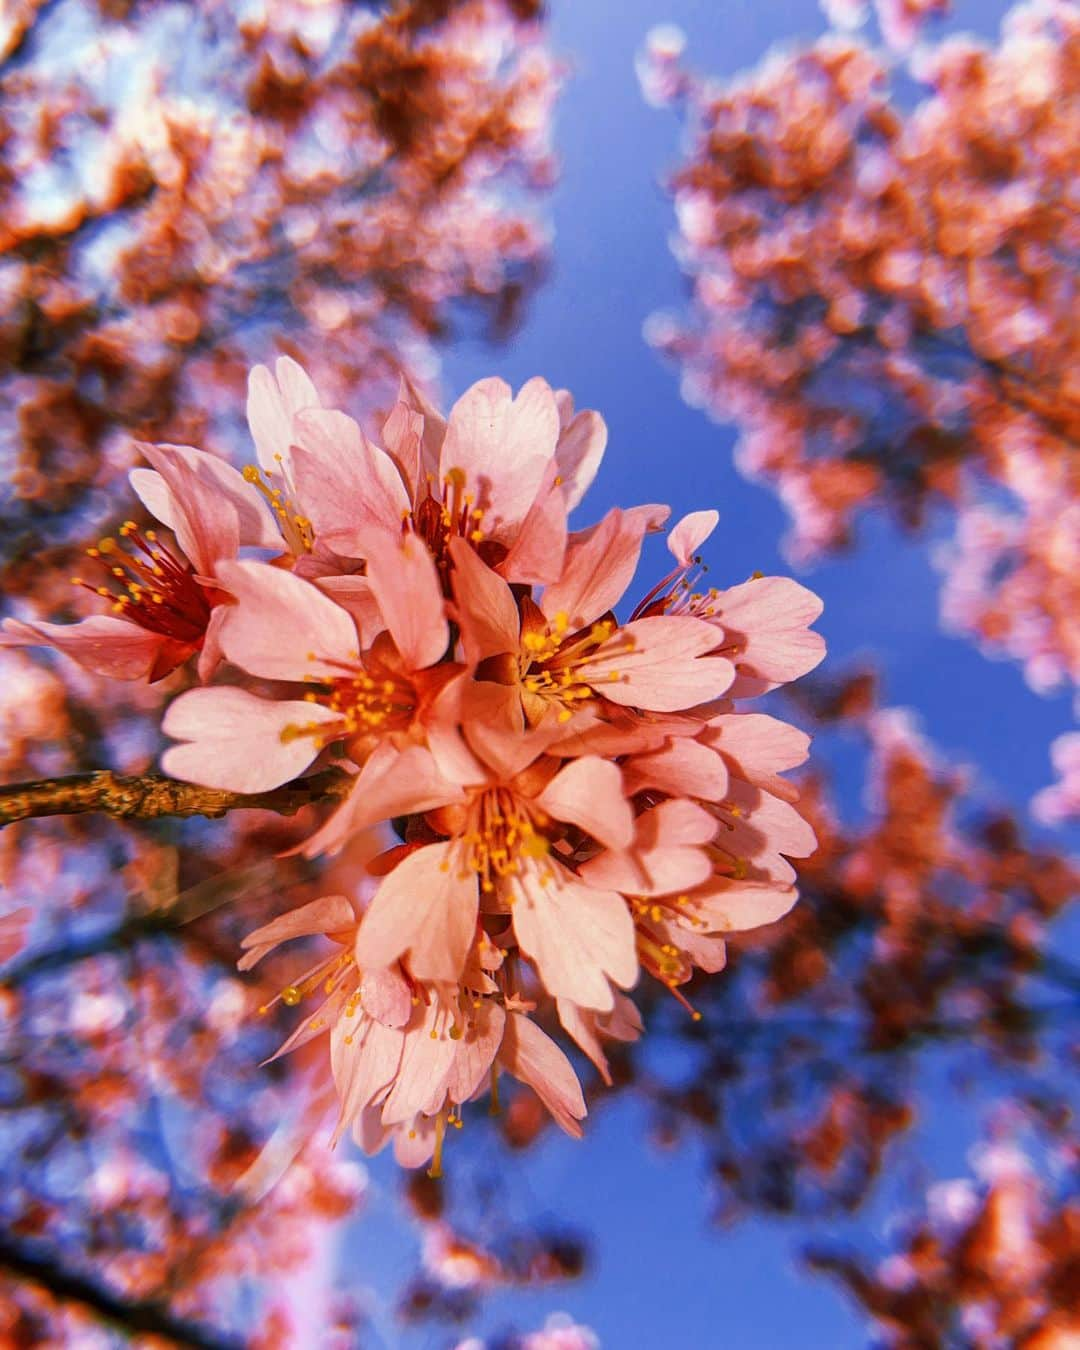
{"left": 1031, "top": 732, "right": 1080, "bottom": 827}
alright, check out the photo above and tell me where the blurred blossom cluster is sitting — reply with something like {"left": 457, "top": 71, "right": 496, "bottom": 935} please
{"left": 1032, "top": 732, "right": 1080, "bottom": 828}
{"left": 820, "top": 0, "right": 952, "bottom": 51}
{"left": 809, "top": 1127, "right": 1080, "bottom": 1347}
{"left": 640, "top": 0, "right": 1080, "bottom": 696}
{"left": 0, "top": 0, "right": 557, "bottom": 590}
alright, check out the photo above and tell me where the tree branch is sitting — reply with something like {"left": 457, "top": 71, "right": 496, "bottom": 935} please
{"left": 0, "top": 1232, "right": 242, "bottom": 1350}
{"left": 0, "top": 768, "right": 353, "bottom": 828}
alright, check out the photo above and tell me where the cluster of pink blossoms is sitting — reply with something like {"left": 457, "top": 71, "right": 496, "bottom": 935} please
{"left": 2, "top": 359, "right": 824, "bottom": 1173}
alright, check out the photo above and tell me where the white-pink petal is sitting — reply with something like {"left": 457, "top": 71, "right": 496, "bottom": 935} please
{"left": 290, "top": 408, "right": 409, "bottom": 554}
{"left": 667, "top": 509, "right": 719, "bottom": 566}
{"left": 130, "top": 442, "right": 279, "bottom": 551}
{"left": 215, "top": 559, "right": 359, "bottom": 681}
{"left": 554, "top": 403, "right": 607, "bottom": 512}
{"left": 714, "top": 576, "right": 826, "bottom": 695}
{"left": 363, "top": 530, "right": 447, "bottom": 670}
{"left": 0, "top": 616, "right": 169, "bottom": 681}
{"left": 247, "top": 356, "right": 321, "bottom": 475}
{"left": 238, "top": 893, "right": 355, "bottom": 970}
{"left": 622, "top": 738, "right": 729, "bottom": 801}
{"left": 580, "top": 615, "right": 734, "bottom": 711}
{"left": 440, "top": 377, "right": 560, "bottom": 541}
{"left": 445, "top": 1000, "right": 506, "bottom": 1105}
{"left": 689, "top": 879, "right": 798, "bottom": 932}
{"left": 161, "top": 686, "right": 337, "bottom": 792}
{"left": 449, "top": 537, "right": 520, "bottom": 663}
{"left": 381, "top": 1000, "right": 458, "bottom": 1124}
{"left": 510, "top": 860, "right": 637, "bottom": 1011}
{"left": 360, "top": 966, "right": 413, "bottom": 1028}
{"left": 541, "top": 504, "right": 667, "bottom": 630}
{"left": 500, "top": 1012, "right": 587, "bottom": 1138}
{"left": 535, "top": 756, "right": 634, "bottom": 850}
{"left": 354, "top": 842, "right": 478, "bottom": 983}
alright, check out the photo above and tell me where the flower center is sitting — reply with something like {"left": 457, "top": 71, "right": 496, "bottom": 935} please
{"left": 282, "top": 657, "right": 418, "bottom": 749}
{"left": 520, "top": 615, "right": 631, "bottom": 721}
{"left": 460, "top": 787, "right": 553, "bottom": 894}
{"left": 73, "top": 522, "right": 214, "bottom": 644}
{"left": 408, "top": 468, "right": 505, "bottom": 589}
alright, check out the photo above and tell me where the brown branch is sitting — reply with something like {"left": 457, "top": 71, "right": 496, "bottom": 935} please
{"left": 0, "top": 1232, "right": 242, "bottom": 1350}
{"left": 0, "top": 768, "right": 353, "bottom": 827}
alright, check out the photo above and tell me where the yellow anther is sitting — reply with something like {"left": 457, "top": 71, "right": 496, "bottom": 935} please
{"left": 281, "top": 986, "right": 302, "bottom": 1007}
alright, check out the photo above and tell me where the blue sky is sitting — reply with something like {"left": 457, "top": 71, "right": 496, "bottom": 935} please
{"left": 343, "top": 2, "right": 1077, "bottom": 1346}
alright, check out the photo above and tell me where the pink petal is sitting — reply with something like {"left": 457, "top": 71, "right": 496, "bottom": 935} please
{"left": 449, "top": 537, "right": 521, "bottom": 663}
{"left": 161, "top": 686, "right": 337, "bottom": 792}
{"left": 554, "top": 404, "right": 607, "bottom": 512}
{"left": 238, "top": 893, "right": 355, "bottom": 969}
{"left": 580, "top": 615, "right": 734, "bottom": 711}
{"left": 557, "top": 998, "right": 613, "bottom": 1085}
{"left": 290, "top": 408, "right": 409, "bottom": 554}
{"left": 713, "top": 576, "right": 825, "bottom": 695}
{"left": 464, "top": 715, "right": 570, "bottom": 784}
{"left": 130, "top": 442, "right": 279, "bottom": 550}
{"left": 580, "top": 799, "right": 716, "bottom": 896}
{"left": 330, "top": 1015, "right": 405, "bottom": 1145}
{"left": 298, "top": 744, "right": 463, "bottom": 858}
{"left": 622, "top": 738, "right": 729, "bottom": 801}
{"left": 668, "top": 924, "right": 728, "bottom": 973}
{"left": 706, "top": 712, "right": 811, "bottom": 775}
{"left": 497, "top": 460, "right": 568, "bottom": 585}
{"left": 363, "top": 530, "right": 447, "bottom": 670}
{"left": 312, "top": 574, "right": 385, "bottom": 647}
{"left": 705, "top": 712, "right": 810, "bottom": 800}
{"left": 511, "top": 860, "right": 637, "bottom": 1011}
{"left": 381, "top": 399, "right": 425, "bottom": 504}
{"left": 215, "top": 559, "right": 359, "bottom": 681}
{"left": 642, "top": 797, "right": 719, "bottom": 846}
{"left": 381, "top": 1000, "right": 458, "bottom": 1124}
{"left": 195, "top": 604, "right": 228, "bottom": 683}
{"left": 720, "top": 776, "right": 818, "bottom": 861}
{"left": 541, "top": 504, "right": 668, "bottom": 631}
{"left": 392, "top": 1114, "right": 437, "bottom": 1168}
{"left": 360, "top": 966, "right": 413, "bottom": 1029}
{"left": 536, "top": 756, "right": 634, "bottom": 850}
{"left": 394, "top": 374, "right": 447, "bottom": 489}
{"left": 688, "top": 878, "right": 798, "bottom": 932}
{"left": 446, "top": 1000, "right": 506, "bottom": 1105}
{"left": 500, "top": 1011, "right": 587, "bottom": 1138}
{"left": 247, "top": 356, "right": 321, "bottom": 475}
{"left": 354, "top": 842, "right": 478, "bottom": 983}
{"left": 440, "top": 377, "right": 560, "bottom": 541}
{"left": 0, "top": 615, "right": 172, "bottom": 681}
{"left": 668, "top": 509, "right": 719, "bottom": 566}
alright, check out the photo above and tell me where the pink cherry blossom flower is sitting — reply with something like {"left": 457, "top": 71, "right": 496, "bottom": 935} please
{"left": 134, "top": 360, "right": 827, "bottom": 1167}
{"left": 354, "top": 734, "right": 640, "bottom": 1011}
{"left": 1, "top": 440, "right": 269, "bottom": 681}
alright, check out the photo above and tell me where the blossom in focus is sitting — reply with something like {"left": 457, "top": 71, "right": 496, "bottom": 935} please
{"left": 25, "top": 356, "right": 823, "bottom": 1167}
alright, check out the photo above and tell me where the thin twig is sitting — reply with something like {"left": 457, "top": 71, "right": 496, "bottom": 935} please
{"left": 0, "top": 768, "right": 353, "bottom": 828}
